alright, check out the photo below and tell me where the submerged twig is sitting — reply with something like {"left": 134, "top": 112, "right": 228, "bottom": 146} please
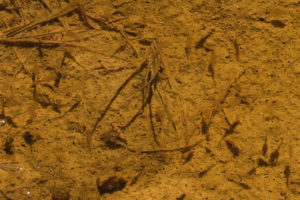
{"left": 141, "top": 139, "right": 204, "bottom": 153}
{"left": 87, "top": 60, "right": 148, "bottom": 148}
{"left": 0, "top": 37, "right": 120, "bottom": 59}
{"left": 3, "top": 0, "right": 91, "bottom": 37}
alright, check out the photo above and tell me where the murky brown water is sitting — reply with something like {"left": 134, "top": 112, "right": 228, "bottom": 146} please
{"left": 0, "top": 0, "right": 299, "bottom": 199}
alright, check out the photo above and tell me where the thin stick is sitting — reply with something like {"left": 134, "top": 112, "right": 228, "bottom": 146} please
{"left": 0, "top": 37, "right": 116, "bottom": 58}
{"left": 148, "top": 89, "right": 160, "bottom": 146}
{"left": 89, "top": 60, "right": 148, "bottom": 136}
{"left": 13, "top": 29, "right": 87, "bottom": 39}
{"left": 3, "top": 0, "right": 91, "bottom": 37}
{"left": 120, "top": 94, "right": 148, "bottom": 130}
{"left": 156, "top": 89, "right": 177, "bottom": 132}
{"left": 141, "top": 139, "right": 204, "bottom": 153}
{"left": 0, "top": 37, "right": 83, "bottom": 47}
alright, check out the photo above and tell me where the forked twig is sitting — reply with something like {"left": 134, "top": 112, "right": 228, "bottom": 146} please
{"left": 120, "top": 88, "right": 150, "bottom": 130}
{"left": 88, "top": 60, "right": 148, "bottom": 142}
